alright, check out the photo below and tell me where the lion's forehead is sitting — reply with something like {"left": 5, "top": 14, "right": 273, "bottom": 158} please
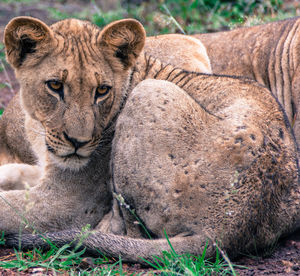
{"left": 30, "top": 19, "right": 113, "bottom": 86}
{"left": 50, "top": 19, "right": 106, "bottom": 68}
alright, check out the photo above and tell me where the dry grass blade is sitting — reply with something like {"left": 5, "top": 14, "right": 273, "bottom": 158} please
{"left": 0, "top": 60, "right": 15, "bottom": 95}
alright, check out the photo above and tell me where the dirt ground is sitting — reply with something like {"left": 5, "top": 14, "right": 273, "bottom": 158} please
{"left": 0, "top": 232, "right": 299, "bottom": 275}
{"left": 0, "top": 1, "right": 300, "bottom": 275}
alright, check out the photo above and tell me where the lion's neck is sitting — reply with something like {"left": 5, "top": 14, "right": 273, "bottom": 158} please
{"left": 131, "top": 53, "right": 200, "bottom": 91}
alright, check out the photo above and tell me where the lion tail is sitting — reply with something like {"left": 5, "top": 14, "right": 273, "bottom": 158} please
{"left": 5, "top": 230, "right": 217, "bottom": 264}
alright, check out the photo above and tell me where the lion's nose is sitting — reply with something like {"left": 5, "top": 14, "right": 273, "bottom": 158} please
{"left": 63, "top": 131, "right": 90, "bottom": 150}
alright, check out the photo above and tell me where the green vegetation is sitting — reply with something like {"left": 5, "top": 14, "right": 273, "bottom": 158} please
{"left": 0, "top": 234, "right": 236, "bottom": 275}
{"left": 0, "top": 43, "right": 6, "bottom": 74}
{"left": 142, "top": 233, "right": 238, "bottom": 275}
{"left": 0, "top": 242, "right": 122, "bottom": 274}
{"left": 44, "top": 0, "right": 297, "bottom": 35}
{"left": 0, "top": 232, "right": 5, "bottom": 246}
{"left": 11, "top": 0, "right": 292, "bottom": 35}
{"left": 0, "top": 226, "right": 125, "bottom": 274}
{"left": 156, "top": 0, "right": 286, "bottom": 33}
{"left": 0, "top": 42, "right": 13, "bottom": 104}
{"left": 0, "top": 197, "right": 236, "bottom": 274}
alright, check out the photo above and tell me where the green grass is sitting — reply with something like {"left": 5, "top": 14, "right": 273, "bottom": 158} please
{"left": 0, "top": 43, "right": 5, "bottom": 74}
{"left": 0, "top": 243, "right": 123, "bottom": 274}
{"left": 0, "top": 42, "right": 8, "bottom": 97}
{"left": 0, "top": 199, "right": 237, "bottom": 275}
{"left": 142, "top": 233, "right": 238, "bottom": 275}
{"left": 0, "top": 226, "right": 127, "bottom": 274}
{"left": 0, "top": 0, "right": 297, "bottom": 36}
{"left": 0, "top": 234, "right": 237, "bottom": 275}
{"left": 0, "top": 232, "right": 5, "bottom": 246}
{"left": 43, "top": 0, "right": 298, "bottom": 35}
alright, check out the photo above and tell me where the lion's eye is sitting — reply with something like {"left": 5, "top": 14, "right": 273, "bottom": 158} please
{"left": 46, "top": 80, "right": 64, "bottom": 100}
{"left": 95, "top": 85, "right": 111, "bottom": 103}
{"left": 48, "top": 81, "right": 62, "bottom": 91}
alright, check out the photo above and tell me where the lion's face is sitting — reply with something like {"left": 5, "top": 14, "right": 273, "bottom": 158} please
{"left": 21, "top": 52, "right": 115, "bottom": 169}
{"left": 4, "top": 17, "right": 146, "bottom": 170}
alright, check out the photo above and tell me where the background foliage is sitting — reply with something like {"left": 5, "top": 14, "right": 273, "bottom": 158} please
{"left": 30, "top": 0, "right": 299, "bottom": 35}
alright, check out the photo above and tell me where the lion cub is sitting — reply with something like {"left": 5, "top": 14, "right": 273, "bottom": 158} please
{"left": 0, "top": 26, "right": 211, "bottom": 191}
{"left": 0, "top": 17, "right": 299, "bottom": 264}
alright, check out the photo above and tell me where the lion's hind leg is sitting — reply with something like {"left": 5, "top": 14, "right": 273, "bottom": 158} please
{"left": 111, "top": 78, "right": 300, "bottom": 258}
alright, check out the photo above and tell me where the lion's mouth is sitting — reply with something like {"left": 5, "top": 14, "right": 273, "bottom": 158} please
{"left": 61, "top": 152, "right": 89, "bottom": 160}
{"left": 46, "top": 143, "right": 90, "bottom": 165}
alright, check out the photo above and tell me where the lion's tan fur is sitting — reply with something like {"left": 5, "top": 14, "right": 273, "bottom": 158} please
{"left": 193, "top": 17, "right": 300, "bottom": 145}
{"left": 145, "top": 34, "right": 211, "bottom": 73}
{"left": 0, "top": 17, "right": 299, "bottom": 264}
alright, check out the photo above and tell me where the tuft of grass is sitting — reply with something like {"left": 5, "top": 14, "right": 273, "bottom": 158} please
{"left": 146, "top": 251, "right": 234, "bottom": 275}
{"left": 0, "top": 43, "right": 6, "bottom": 75}
{"left": 0, "top": 232, "right": 128, "bottom": 274}
{"left": 0, "top": 244, "right": 116, "bottom": 274}
{"left": 0, "top": 42, "right": 15, "bottom": 96}
{"left": 0, "top": 232, "right": 240, "bottom": 275}
{"left": 142, "top": 231, "right": 238, "bottom": 275}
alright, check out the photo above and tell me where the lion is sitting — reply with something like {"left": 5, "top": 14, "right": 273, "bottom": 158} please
{"left": 0, "top": 25, "right": 211, "bottom": 191}
{"left": 193, "top": 17, "right": 300, "bottom": 146}
{"left": 0, "top": 17, "right": 299, "bottom": 264}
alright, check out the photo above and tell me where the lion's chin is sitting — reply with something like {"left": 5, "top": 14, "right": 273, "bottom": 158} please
{"left": 49, "top": 153, "right": 90, "bottom": 171}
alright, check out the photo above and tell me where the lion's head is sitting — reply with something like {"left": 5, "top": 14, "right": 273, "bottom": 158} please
{"left": 4, "top": 17, "right": 145, "bottom": 169}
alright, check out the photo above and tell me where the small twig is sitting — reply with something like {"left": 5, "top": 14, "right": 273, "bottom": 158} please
{"left": 113, "top": 192, "right": 153, "bottom": 239}
{"left": 204, "top": 230, "right": 236, "bottom": 275}
{"left": 91, "top": 0, "right": 102, "bottom": 17}
{"left": 213, "top": 241, "right": 236, "bottom": 276}
{"left": 0, "top": 251, "right": 17, "bottom": 261}
{"left": 161, "top": 4, "right": 186, "bottom": 34}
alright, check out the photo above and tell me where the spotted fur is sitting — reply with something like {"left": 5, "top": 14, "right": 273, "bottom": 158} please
{"left": 194, "top": 17, "right": 300, "bottom": 146}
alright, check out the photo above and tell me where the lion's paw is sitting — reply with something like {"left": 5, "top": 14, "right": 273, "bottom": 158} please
{"left": 0, "top": 164, "right": 41, "bottom": 191}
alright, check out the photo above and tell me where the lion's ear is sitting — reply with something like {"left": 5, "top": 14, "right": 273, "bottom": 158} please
{"left": 99, "top": 19, "right": 146, "bottom": 71}
{"left": 4, "top": 16, "right": 54, "bottom": 68}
